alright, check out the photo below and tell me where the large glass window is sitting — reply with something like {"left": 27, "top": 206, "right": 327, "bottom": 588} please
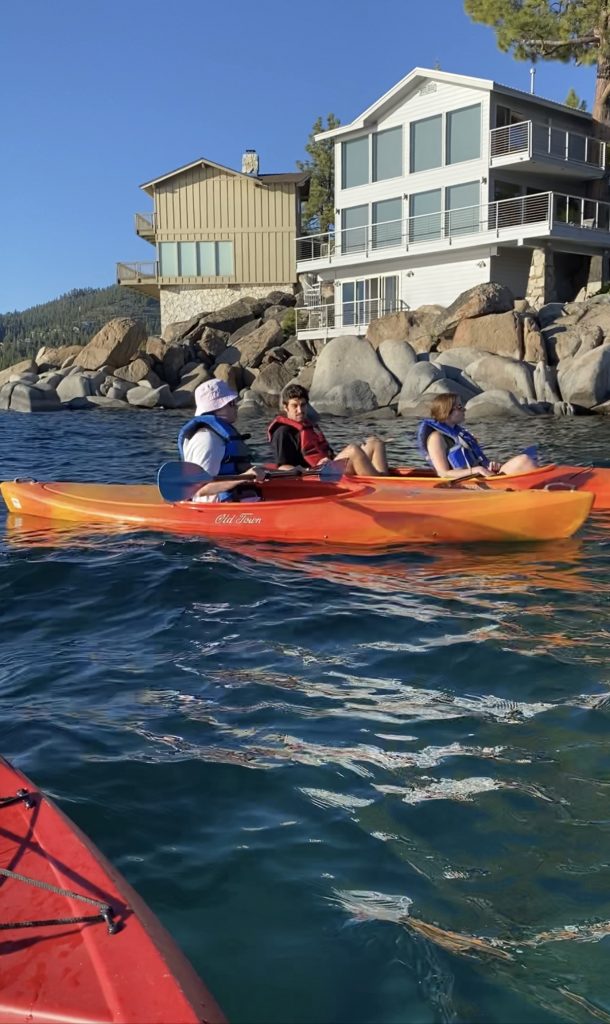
{"left": 409, "top": 189, "right": 441, "bottom": 241}
{"left": 179, "top": 242, "right": 198, "bottom": 276}
{"left": 372, "top": 197, "right": 402, "bottom": 248}
{"left": 159, "top": 240, "right": 234, "bottom": 277}
{"left": 445, "top": 181, "right": 480, "bottom": 236}
{"left": 446, "top": 104, "right": 481, "bottom": 164}
{"left": 382, "top": 275, "right": 398, "bottom": 315}
{"left": 373, "top": 126, "right": 402, "bottom": 181}
{"left": 216, "top": 241, "right": 234, "bottom": 275}
{"left": 568, "top": 132, "right": 586, "bottom": 162}
{"left": 342, "top": 137, "right": 369, "bottom": 188}
{"left": 159, "top": 242, "right": 178, "bottom": 276}
{"left": 342, "top": 281, "right": 355, "bottom": 325}
{"left": 341, "top": 205, "right": 368, "bottom": 253}
{"left": 198, "top": 241, "right": 234, "bottom": 276}
{"left": 410, "top": 115, "right": 442, "bottom": 172}
{"left": 198, "top": 242, "right": 216, "bottom": 275}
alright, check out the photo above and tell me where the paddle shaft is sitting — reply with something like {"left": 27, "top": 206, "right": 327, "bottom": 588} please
{"left": 196, "top": 466, "right": 329, "bottom": 484}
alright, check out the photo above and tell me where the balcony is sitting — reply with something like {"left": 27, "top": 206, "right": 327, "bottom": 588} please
{"left": 116, "top": 261, "right": 159, "bottom": 297}
{"left": 489, "top": 120, "right": 605, "bottom": 178}
{"left": 296, "top": 191, "right": 610, "bottom": 272}
{"left": 134, "top": 211, "right": 155, "bottom": 241}
{"left": 296, "top": 297, "right": 408, "bottom": 338}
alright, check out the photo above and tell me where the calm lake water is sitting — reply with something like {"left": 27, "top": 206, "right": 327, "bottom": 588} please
{"left": 1, "top": 408, "right": 610, "bottom": 1024}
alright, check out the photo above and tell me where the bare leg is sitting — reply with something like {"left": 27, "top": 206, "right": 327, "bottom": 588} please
{"left": 361, "top": 435, "right": 389, "bottom": 475}
{"left": 499, "top": 453, "right": 538, "bottom": 475}
{"left": 334, "top": 443, "right": 379, "bottom": 476}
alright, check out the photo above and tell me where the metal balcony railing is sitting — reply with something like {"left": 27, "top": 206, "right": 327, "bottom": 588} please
{"left": 296, "top": 297, "right": 408, "bottom": 334}
{"left": 134, "top": 212, "right": 155, "bottom": 234}
{"left": 116, "top": 261, "right": 158, "bottom": 282}
{"left": 296, "top": 190, "right": 610, "bottom": 265}
{"left": 490, "top": 120, "right": 605, "bottom": 168}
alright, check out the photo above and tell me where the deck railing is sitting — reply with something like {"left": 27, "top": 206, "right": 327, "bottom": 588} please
{"left": 296, "top": 190, "right": 610, "bottom": 265}
{"left": 134, "top": 212, "right": 155, "bottom": 234}
{"left": 296, "top": 297, "right": 408, "bottom": 334}
{"left": 116, "top": 261, "right": 158, "bottom": 282}
{"left": 490, "top": 120, "right": 605, "bottom": 168}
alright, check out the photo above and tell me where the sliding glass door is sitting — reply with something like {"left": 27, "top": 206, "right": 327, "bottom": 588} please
{"left": 341, "top": 275, "right": 399, "bottom": 327}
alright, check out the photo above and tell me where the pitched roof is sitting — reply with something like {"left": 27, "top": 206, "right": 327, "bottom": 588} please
{"left": 140, "top": 158, "right": 309, "bottom": 194}
{"left": 315, "top": 66, "right": 592, "bottom": 140}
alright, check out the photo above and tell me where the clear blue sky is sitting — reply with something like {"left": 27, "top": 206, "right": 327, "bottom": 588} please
{"left": 0, "top": 0, "right": 596, "bottom": 313}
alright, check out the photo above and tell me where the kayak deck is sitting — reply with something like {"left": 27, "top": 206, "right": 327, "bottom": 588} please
{"left": 353, "top": 463, "right": 610, "bottom": 510}
{"left": 0, "top": 478, "right": 595, "bottom": 545}
{"left": 0, "top": 757, "right": 224, "bottom": 1024}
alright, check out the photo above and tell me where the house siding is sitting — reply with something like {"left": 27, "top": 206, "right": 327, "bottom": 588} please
{"left": 318, "top": 247, "right": 493, "bottom": 323}
{"left": 335, "top": 80, "right": 490, "bottom": 219}
{"left": 154, "top": 165, "right": 298, "bottom": 286}
{"left": 490, "top": 248, "right": 533, "bottom": 298}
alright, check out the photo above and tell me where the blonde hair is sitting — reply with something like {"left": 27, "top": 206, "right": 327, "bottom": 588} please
{"left": 430, "top": 393, "right": 459, "bottom": 423}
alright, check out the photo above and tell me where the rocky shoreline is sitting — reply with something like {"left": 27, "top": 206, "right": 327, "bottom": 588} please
{"left": 1, "top": 283, "right": 610, "bottom": 417}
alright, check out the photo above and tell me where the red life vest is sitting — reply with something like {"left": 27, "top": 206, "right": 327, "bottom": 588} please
{"left": 267, "top": 416, "right": 334, "bottom": 467}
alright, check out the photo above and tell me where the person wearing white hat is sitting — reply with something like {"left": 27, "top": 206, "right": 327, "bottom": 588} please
{"left": 177, "top": 379, "right": 266, "bottom": 502}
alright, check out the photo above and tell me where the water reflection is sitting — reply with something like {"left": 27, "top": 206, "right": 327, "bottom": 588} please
{"left": 4, "top": 503, "right": 610, "bottom": 1023}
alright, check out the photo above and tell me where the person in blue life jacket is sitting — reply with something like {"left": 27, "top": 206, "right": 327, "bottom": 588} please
{"left": 417, "top": 393, "right": 538, "bottom": 480}
{"left": 178, "top": 379, "right": 271, "bottom": 502}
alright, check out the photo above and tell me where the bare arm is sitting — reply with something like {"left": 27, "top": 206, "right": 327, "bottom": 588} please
{"left": 427, "top": 431, "right": 492, "bottom": 479}
{"left": 195, "top": 465, "right": 267, "bottom": 497}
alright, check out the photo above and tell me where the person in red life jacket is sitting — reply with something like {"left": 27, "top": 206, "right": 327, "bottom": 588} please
{"left": 268, "top": 384, "right": 389, "bottom": 476}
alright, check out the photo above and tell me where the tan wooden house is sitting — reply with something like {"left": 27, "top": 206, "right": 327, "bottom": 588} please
{"left": 117, "top": 150, "right": 309, "bottom": 330}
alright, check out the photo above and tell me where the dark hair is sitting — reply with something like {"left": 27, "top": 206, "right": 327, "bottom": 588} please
{"left": 281, "top": 383, "right": 309, "bottom": 405}
{"left": 430, "top": 393, "right": 460, "bottom": 422}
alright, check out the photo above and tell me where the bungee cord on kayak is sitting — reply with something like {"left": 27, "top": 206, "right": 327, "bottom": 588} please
{"left": 0, "top": 788, "right": 119, "bottom": 934}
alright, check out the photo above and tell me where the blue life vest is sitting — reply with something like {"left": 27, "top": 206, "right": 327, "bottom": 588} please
{"left": 417, "top": 418, "right": 490, "bottom": 471}
{"left": 177, "top": 414, "right": 253, "bottom": 501}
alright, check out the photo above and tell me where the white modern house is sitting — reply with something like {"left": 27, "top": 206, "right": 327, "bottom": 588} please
{"left": 295, "top": 68, "right": 609, "bottom": 339}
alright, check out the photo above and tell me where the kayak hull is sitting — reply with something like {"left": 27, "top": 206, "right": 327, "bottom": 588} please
{"left": 353, "top": 463, "right": 610, "bottom": 510}
{"left": 0, "top": 478, "right": 594, "bottom": 545}
{"left": 0, "top": 756, "right": 225, "bottom": 1024}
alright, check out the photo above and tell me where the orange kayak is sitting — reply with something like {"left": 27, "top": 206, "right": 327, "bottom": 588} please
{"left": 0, "top": 755, "right": 224, "bottom": 1024}
{"left": 352, "top": 463, "right": 610, "bottom": 510}
{"left": 0, "top": 478, "right": 594, "bottom": 546}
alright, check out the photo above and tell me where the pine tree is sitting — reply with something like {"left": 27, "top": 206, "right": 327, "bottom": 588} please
{"left": 464, "top": 1, "right": 610, "bottom": 130}
{"left": 297, "top": 114, "right": 341, "bottom": 234}
{"left": 565, "top": 86, "right": 588, "bottom": 109}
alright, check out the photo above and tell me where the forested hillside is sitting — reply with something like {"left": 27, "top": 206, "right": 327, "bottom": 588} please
{"left": 0, "top": 286, "right": 160, "bottom": 369}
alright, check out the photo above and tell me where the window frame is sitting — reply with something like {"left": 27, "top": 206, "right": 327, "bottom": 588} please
{"left": 445, "top": 103, "right": 482, "bottom": 166}
{"left": 372, "top": 126, "right": 403, "bottom": 182}
{"left": 409, "top": 113, "right": 443, "bottom": 173}
{"left": 158, "top": 240, "right": 234, "bottom": 278}
{"left": 341, "top": 135, "right": 370, "bottom": 190}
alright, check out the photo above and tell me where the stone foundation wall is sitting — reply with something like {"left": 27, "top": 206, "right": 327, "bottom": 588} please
{"left": 160, "top": 284, "right": 294, "bottom": 330}
{"left": 525, "top": 248, "right": 554, "bottom": 307}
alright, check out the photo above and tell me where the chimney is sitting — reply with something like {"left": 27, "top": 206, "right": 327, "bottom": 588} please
{"left": 242, "top": 149, "right": 259, "bottom": 175}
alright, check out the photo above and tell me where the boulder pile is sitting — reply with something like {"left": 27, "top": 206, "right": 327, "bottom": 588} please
{"left": 2, "top": 282, "right": 610, "bottom": 417}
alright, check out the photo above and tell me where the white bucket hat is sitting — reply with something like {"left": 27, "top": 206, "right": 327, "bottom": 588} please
{"left": 194, "top": 379, "right": 238, "bottom": 416}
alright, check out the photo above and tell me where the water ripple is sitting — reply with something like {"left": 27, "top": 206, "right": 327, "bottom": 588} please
{"left": 2, "top": 409, "right": 610, "bottom": 1023}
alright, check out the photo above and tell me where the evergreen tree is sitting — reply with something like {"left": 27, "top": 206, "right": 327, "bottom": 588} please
{"left": 565, "top": 86, "right": 588, "bottom": 109}
{"left": 464, "top": 1, "right": 610, "bottom": 129}
{"left": 297, "top": 114, "right": 341, "bottom": 234}
{"left": 0, "top": 285, "right": 160, "bottom": 370}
